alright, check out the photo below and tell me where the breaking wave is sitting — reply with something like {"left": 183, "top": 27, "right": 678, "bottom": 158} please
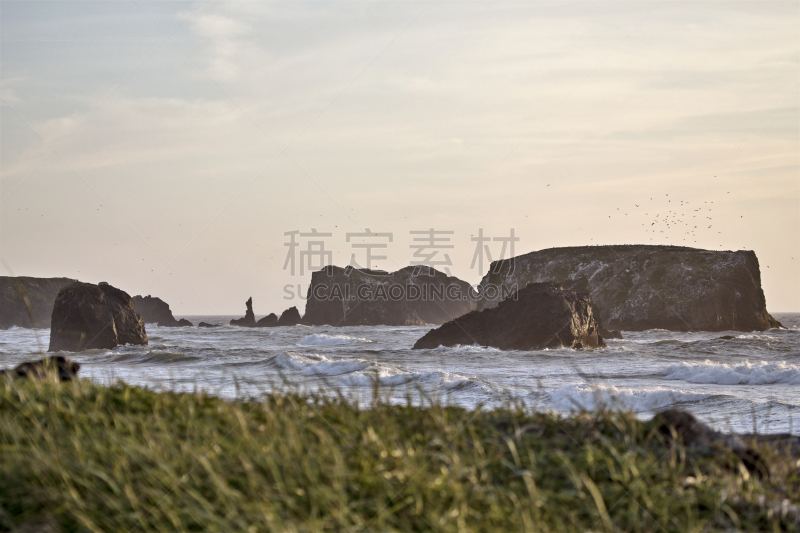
{"left": 547, "top": 383, "right": 711, "bottom": 412}
{"left": 662, "top": 360, "right": 800, "bottom": 385}
{"left": 106, "top": 351, "right": 201, "bottom": 364}
{"left": 270, "top": 352, "right": 486, "bottom": 391}
{"left": 298, "top": 334, "right": 371, "bottom": 346}
{"left": 432, "top": 344, "right": 501, "bottom": 353}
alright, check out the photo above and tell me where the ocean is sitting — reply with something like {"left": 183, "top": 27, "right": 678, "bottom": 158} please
{"left": 2, "top": 313, "right": 798, "bottom": 434}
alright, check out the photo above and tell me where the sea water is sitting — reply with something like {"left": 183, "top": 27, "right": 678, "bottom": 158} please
{"left": 1, "top": 313, "right": 798, "bottom": 434}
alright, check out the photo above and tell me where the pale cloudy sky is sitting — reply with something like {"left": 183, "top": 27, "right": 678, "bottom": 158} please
{"left": 1, "top": 1, "right": 798, "bottom": 315}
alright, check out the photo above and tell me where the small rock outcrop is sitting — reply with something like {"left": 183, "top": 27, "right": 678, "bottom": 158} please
{"left": 413, "top": 282, "right": 606, "bottom": 351}
{"left": 0, "top": 356, "right": 80, "bottom": 382}
{"left": 478, "top": 245, "right": 781, "bottom": 332}
{"left": 198, "top": 322, "right": 215, "bottom": 328}
{"left": 256, "top": 313, "right": 278, "bottom": 327}
{"left": 654, "top": 409, "right": 800, "bottom": 477}
{"left": 132, "top": 295, "right": 193, "bottom": 327}
{"left": 278, "top": 307, "right": 302, "bottom": 326}
{"left": 48, "top": 282, "right": 148, "bottom": 352}
{"left": 230, "top": 297, "right": 257, "bottom": 327}
{"left": 303, "top": 265, "right": 476, "bottom": 326}
{"left": 0, "top": 276, "right": 77, "bottom": 329}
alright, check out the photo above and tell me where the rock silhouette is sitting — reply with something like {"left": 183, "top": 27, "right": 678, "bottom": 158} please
{"left": 278, "top": 307, "right": 302, "bottom": 326}
{"left": 132, "top": 295, "right": 193, "bottom": 327}
{"left": 303, "top": 265, "right": 476, "bottom": 326}
{"left": 230, "top": 297, "right": 257, "bottom": 327}
{"left": 413, "top": 282, "right": 606, "bottom": 351}
{"left": 0, "top": 356, "right": 80, "bottom": 382}
{"left": 48, "top": 282, "right": 148, "bottom": 352}
{"left": 256, "top": 313, "right": 278, "bottom": 327}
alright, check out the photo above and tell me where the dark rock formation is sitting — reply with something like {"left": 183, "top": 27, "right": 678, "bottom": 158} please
{"left": 0, "top": 276, "right": 77, "bottom": 329}
{"left": 413, "top": 282, "right": 606, "bottom": 351}
{"left": 198, "top": 322, "right": 215, "bottom": 328}
{"left": 656, "top": 409, "right": 721, "bottom": 447}
{"left": 278, "top": 307, "right": 302, "bottom": 326}
{"left": 230, "top": 297, "right": 257, "bottom": 327}
{"left": 132, "top": 295, "right": 193, "bottom": 327}
{"left": 48, "top": 282, "right": 148, "bottom": 352}
{"left": 478, "top": 245, "right": 781, "bottom": 332}
{"left": 0, "top": 356, "right": 80, "bottom": 382}
{"left": 303, "top": 265, "right": 476, "bottom": 326}
{"left": 256, "top": 313, "right": 278, "bottom": 327}
{"left": 562, "top": 277, "right": 622, "bottom": 339}
{"left": 654, "top": 409, "right": 800, "bottom": 477}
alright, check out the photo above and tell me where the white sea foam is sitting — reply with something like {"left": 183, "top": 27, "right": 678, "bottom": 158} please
{"left": 548, "top": 383, "right": 709, "bottom": 412}
{"left": 662, "top": 360, "right": 800, "bottom": 385}
{"left": 736, "top": 334, "right": 773, "bottom": 339}
{"left": 432, "top": 344, "right": 500, "bottom": 353}
{"left": 273, "top": 352, "right": 384, "bottom": 379}
{"left": 335, "top": 370, "right": 416, "bottom": 387}
{"left": 335, "top": 368, "right": 475, "bottom": 389}
{"left": 298, "top": 334, "right": 370, "bottom": 345}
{"left": 301, "top": 359, "right": 371, "bottom": 376}
{"left": 330, "top": 365, "right": 484, "bottom": 391}
{"left": 626, "top": 338, "right": 691, "bottom": 345}
{"left": 272, "top": 352, "right": 324, "bottom": 370}
{"left": 415, "top": 370, "right": 476, "bottom": 389}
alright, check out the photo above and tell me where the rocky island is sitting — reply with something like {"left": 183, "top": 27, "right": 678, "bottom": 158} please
{"left": 477, "top": 245, "right": 781, "bottom": 332}
{"left": 231, "top": 298, "right": 302, "bottom": 327}
{"left": 0, "top": 276, "right": 77, "bottom": 329}
{"left": 413, "top": 282, "right": 606, "bottom": 350}
{"left": 303, "top": 265, "right": 476, "bottom": 326}
{"left": 49, "top": 282, "right": 148, "bottom": 352}
{"left": 132, "top": 295, "right": 192, "bottom": 327}
{"left": 230, "top": 297, "right": 257, "bottom": 327}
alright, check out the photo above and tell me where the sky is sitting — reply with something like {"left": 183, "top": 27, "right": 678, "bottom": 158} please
{"left": 1, "top": 1, "right": 798, "bottom": 315}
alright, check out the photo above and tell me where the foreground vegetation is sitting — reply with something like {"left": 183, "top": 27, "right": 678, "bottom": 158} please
{"left": 0, "top": 378, "right": 798, "bottom": 532}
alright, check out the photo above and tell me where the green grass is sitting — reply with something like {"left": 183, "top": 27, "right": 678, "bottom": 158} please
{"left": 0, "top": 378, "right": 798, "bottom": 532}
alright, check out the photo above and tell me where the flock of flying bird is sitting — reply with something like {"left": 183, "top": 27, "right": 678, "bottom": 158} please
{"left": 606, "top": 192, "right": 734, "bottom": 246}
{"left": 597, "top": 191, "right": 793, "bottom": 268}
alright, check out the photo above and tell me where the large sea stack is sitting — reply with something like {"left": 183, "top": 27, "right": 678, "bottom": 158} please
{"left": 49, "top": 282, "right": 148, "bottom": 352}
{"left": 303, "top": 266, "right": 476, "bottom": 326}
{"left": 413, "top": 282, "right": 606, "bottom": 351}
{"left": 477, "top": 245, "right": 781, "bottom": 332}
{"left": 0, "top": 276, "right": 77, "bottom": 329}
{"left": 132, "top": 295, "right": 192, "bottom": 327}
